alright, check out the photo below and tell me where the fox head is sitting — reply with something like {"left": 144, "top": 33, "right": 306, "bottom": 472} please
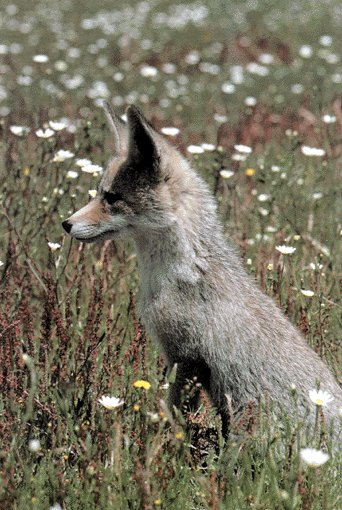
{"left": 62, "top": 104, "right": 191, "bottom": 243}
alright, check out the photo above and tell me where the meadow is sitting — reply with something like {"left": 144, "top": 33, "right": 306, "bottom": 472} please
{"left": 0, "top": 0, "right": 341, "bottom": 508}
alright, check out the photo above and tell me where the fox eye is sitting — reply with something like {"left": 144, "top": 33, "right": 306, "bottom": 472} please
{"left": 103, "top": 191, "right": 123, "bottom": 205}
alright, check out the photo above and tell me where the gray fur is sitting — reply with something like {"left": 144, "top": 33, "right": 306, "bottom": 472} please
{"left": 63, "top": 105, "right": 342, "bottom": 439}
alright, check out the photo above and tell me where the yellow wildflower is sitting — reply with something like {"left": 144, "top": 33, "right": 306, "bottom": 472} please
{"left": 245, "top": 168, "right": 256, "bottom": 176}
{"left": 22, "top": 166, "right": 30, "bottom": 176}
{"left": 133, "top": 404, "right": 140, "bottom": 412}
{"left": 175, "top": 431, "right": 184, "bottom": 440}
{"left": 133, "top": 380, "right": 151, "bottom": 390}
{"left": 154, "top": 499, "right": 162, "bottom": 506}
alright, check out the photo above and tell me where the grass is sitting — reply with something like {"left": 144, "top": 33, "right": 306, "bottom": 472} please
{"left": 0, "top": 0, "right": 341, "bottom": 508}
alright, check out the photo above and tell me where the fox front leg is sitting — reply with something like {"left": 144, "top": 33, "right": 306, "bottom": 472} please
{"left": 167, "top": 361, "right": 210, "bottom": 414}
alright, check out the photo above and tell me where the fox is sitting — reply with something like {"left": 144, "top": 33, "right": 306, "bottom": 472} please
{"left": 62, "top": 103, "right": 342, "bottom": 439}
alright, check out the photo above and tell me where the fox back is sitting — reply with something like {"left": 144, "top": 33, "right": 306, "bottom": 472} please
{"left": 62, "top": 104, "right": 342, "bottom": 438}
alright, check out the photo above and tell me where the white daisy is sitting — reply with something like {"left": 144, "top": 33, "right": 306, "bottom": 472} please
{"left": 98, "top": 395, "right": 124, "bottom": 410}
{"left": 300, "top": 289, "right": 315, "bottom": 297}
{"left": 81, "top": 164, "right": 103, "bottom": 174}
{"left": 201, "top": 143, "right": 216, "bottom": 151}
{"left": 300, "top": 448, "right": 329, "bottom": 467}
{"left": 36, "top": 128, "right": 54, "bottom": 138}
{"left": 257, "top": 193, "right": 270, "bottom": 202}
{"left": 220, "top": 170, "right": 234, "bottom": 179}
{"left": 33, "top": 54, "right": 49, "bottom": 63}
{"left": 187, "top": 145, "right": 204, "bottom": 154}
{"left": 75, "top": 158, "right": 92, "bottom": 167}
{"left": 140, "top": 65, "right": 158, "bottom": 78}
{"left": 52, "top": 150, "right": 75, "bottom": 162}
{"left": 275, "top": 245, "right": 296, "bottom": 255}
{"left": 28, "top": 439, "right": 41, "bottom": 452}
{"left": 66, "top": 170, "right": 78, "bottom": 179}
{"left": 161, "top": 127, "right": 180, "bottom": 136}
{"left": 9, "top": 125, "right": 30, "bottom": 136}
{"left": 234, "top": 144, "right": 252, "bottom": 154}
{"left": 301, "top": 145, "right": 326, "bottom": 157}
{"left": 49, "top": 120, "right": 67, "bottom": 131}
{"left": 309, "top": 389, "right": 334, "bottom": 406}
{"left": 48, "top": 242, "right": 61, "bottom": 252}
{"left": 322, "top": 114, "right": 336, "bottom": 124}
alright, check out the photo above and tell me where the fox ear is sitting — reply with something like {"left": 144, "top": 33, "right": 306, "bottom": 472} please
{"left": 126, "top": 105, "right": 159, "bottom": 166}
{"left": 102, "top": 101, "right": 127, "bottom": 153}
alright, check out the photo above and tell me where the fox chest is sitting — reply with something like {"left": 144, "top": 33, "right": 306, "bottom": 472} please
{"left": 138, "top": 284, "right": 208, "bottom": 362}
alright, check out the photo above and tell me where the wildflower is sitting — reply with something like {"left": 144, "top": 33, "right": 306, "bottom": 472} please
{"left": 133, "top": 380, "right": 151, "bottom": 390}
{"left": 98, "top": 395, "right": 124, "bottom": 410}
{"left": 133, "top": 404, "right": 140, "bottom": 412}
{"left": 245, "top": 168, "right": 256, "bottom": 176}
{"left": 22, "top": 166, "right": 30, "bottom": 176}
{"left": 232, "top": 153, "right": 247, "bottom": 162}
{"left": 161, "top": 126, "right": 180, "bottom": 136}
{"left": 301, "top": 145, "right": 326, "bottom": 157}
{"left": 28, "top": 439, "right": 41, "bottom": 452}
{"left": 309, "top": 262, "right": 323, "bottom": 271}
{"left": 187, "top": 145, "right": 204, "bottom": 154}
{"left": 36, "top": 128, "right": 54, "bottom": 138}
{"left": 154, "top": 499, "right": 162, "bottom": 506}
{"left": 75, "top": 158, "right": 92, "bottom": 167}
{"left": 322, "top": 114, "right": 336, "bottom": 124}
{"left": 185, "top": 50, "right": 200, "bottom": 65}
{"left": 312, "top": 192, "right": 323, "bottom": 200}
{"left": 258, "top": 53, "right": 274, "bottom": 64}
{"left": 147, "top": 412, "right": 160, "bottom": 423}
{"left": 245, "top": 96, "right": 257, "bottom": 106}
{"left": 257, "top": 193, "right": 270, "bottom": 202}
{"left": 220, "top": 169, "right": 234, "bottom": 179}
{"left": 49, "top": 120, "right": 67, "bottom": 131}
{"left": 221, "top": 82, "right": 235, "bottom": 94}
{"left": 48, "top": 242, "right": 61, "bottom": 252}
{"left": 88, "top": 189, "right": 97, "bottom": 198}
{"left": 9, "top": 125, "right": 30, "bottom": 136}
{"left": 81, "top": 164, "right": 103, "bottom": 174}
{"left": 175, "top": 431, "right": 184, "bottom": 440}
{"left": 201, "top": 143, "right": 215, "bottom": 151}
{"left": 309, "top": 389, "right": 334, "bottom": 406}
{"left": 22, "top": 353, "right": 32, "bottom": 365}
{"left": 234, "top": 144, "right": 252, "bottom": 154}
{"left": 140, "top": 65, "right": 158, "bottom": 78}
{"left": 300, "top": 448, "right": 329, "bottom": 467}
{"left": 275, "top": 245, "right": 296, "bottom": 255}
{"left": 33, "top": 54, "right": 49, "bottom": 63}
{"left": 66, "top": 170, "right": 78, "bottom": 179}
{"left": 52, "top": 150, "right": 75, "bottom": 162}
{"left": 319, "top": 35, "right": 332, "bottom": 47}
{"left": 214, "top": 113, "right": 228, "bottom": 123}
{"left": 267, "top": 263, "right": 273, "bottom": 271}
{"left": 0, "top": 261, "right": 4, "bottom": 268}
{"left": 299, "top": 45, "right": 313, "bottom": 58}
{"left": 300, "top": 289, "right": 315, "bottom": 297}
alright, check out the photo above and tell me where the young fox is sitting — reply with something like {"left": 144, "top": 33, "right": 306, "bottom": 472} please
{"left": 62, "top": 104, "right": 342, "bottom": 437}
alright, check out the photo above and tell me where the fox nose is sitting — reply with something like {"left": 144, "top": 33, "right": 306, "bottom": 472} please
{"left": 62, "top": 220, "right": 72, "bottom": 233}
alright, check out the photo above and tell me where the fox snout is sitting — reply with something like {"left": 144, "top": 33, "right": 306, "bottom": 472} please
{"left": 62, "top": 200, "right": 111, "bottom": 243}
{"left": 62, "top": 220, "right": 72, "bottom": 233}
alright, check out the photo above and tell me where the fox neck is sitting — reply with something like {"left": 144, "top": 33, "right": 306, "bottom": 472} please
{"left": 132, "top": 197, "right": 227, "bottom": 296}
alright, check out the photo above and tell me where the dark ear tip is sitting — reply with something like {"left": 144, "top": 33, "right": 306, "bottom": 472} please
{"left": 126, "top": 104, "right": 144, "bottom": 122}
